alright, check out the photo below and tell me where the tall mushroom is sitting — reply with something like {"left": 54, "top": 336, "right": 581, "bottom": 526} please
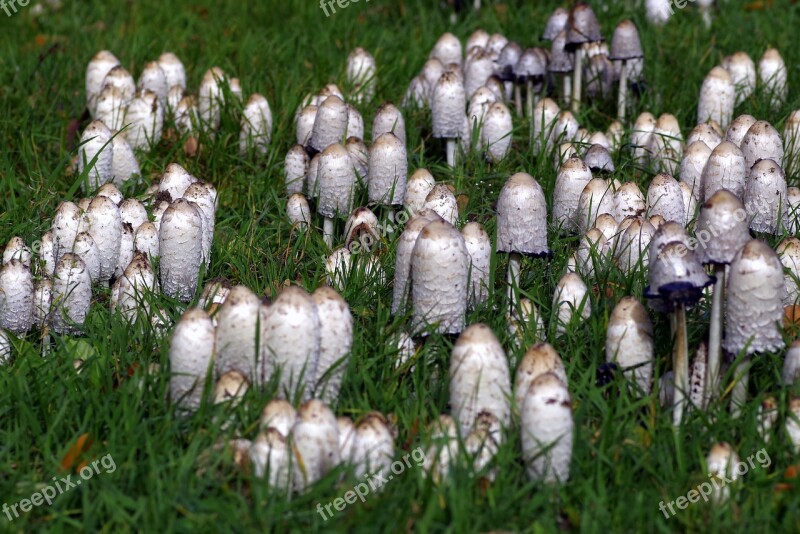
{"left": 432, "top": 72, "right": 466, "bottom": 167}
{"left": 317, "top": 143, "right": 357, "bottom": 248}
{"left": 609, "top": 20, "right": 643, "bottom": 123}
{"left": 565, "top": 3, "right": 603, "bottom": 114}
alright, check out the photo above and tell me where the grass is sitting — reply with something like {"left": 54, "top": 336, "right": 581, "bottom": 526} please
{"left": 1, "top": 0, "right": 800, "bottom": 531}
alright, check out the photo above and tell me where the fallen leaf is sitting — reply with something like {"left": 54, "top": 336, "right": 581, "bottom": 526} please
{"left": 60, "top": 433, "right": 94, "bottom": 472}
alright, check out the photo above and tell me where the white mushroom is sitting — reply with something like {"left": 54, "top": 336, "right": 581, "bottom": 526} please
{"left": 291, "top": 399, "right": 340, "bottom": 492}
{"left": 51, "top": 254, "right": 92, "bottom": 335}
{"left": 312, "top": 286, "right": 353, "bottom": 403}
{"left": 159, "top": 199, "right": 203, "bottom": 302}
{"left": 606, "top": 296, "right": 654, "bottom": 395}
{"left": 520, "top": 373, "right": 573, "bottom": 483}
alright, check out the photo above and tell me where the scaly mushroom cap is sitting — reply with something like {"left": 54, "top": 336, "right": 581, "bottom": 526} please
{"left": 134, "top": 222, "right": 159, "bottom": 262}
{"left": 0, "top": 260, "right": 34, "bottom": 335}
{"left": 514, "top": 343, "right": 568, "bottom": 411}
{"left": 33, "top": 278, "right": 52, "bottom": 329}
{"left": 550, "top": 111, "right": 579, "bottom": 150}
{"left": 532, "top": 98, "right": 561, "bottom": 155}
{"left": 309, "top": 95, "right": 348, "bottom": 153}
{"left": 317, "top": 143, "right": 357, "bottom": 218}
{"left": 721, "top": 51, "right": 756, "bottom": 105}
{"left": 777, "top": 237, "right": 800, "bottom": 305}
{"left": 114, "top": 222, "right": 135, "bottom": 279}
{"left": 482, "top": 102, "right": 513, "bottom": 163}
{"left": 548, "top": 30, "right": 574, "bottom": 74}
{"left": 647, "top": 113, "right": 683, "bottom": 175}
{"left": 553, "top": 272, "right": 591, "bottom": 334}
{"left": 496, "top": 172, "right": 549, "bottom": 255}
{"left": 404, "top": 168, "right": 436, "bottom": 213}
{"left": 159, "top": 199, "right": 203, "bottom": 302}
{"left": 286, "top": 193, "right": 311, "bottom": 228}
{"left": 259, "top": 399, "right": 296, "bottom": 436}
{"left": 110, "top": 252, "right": 156, "bottom": 321}
{"left": 432, "top": 72, "right": 466, "bottom": 139}
{"left": 345, "top": 104, "right": 364, "bottom": 140}
{"left": 284, "top": 144, "right": 309, "bottom": 196}
{"left": 124, "top": 90, "right": 163, "bottom": 150}
{"left": 119, "top": 199, "right": 148, "bottom": 231}
{"left": 84, "top": 195, "right": 122, "bottom": 284}
{"left": 576, "top": 228, "right": 609, "bottom": 279}
{"left": 51, "top": 253, "right": 92, "bottom": 334}
{"left": 349, "top": 413, "right": 395, "bottom": 480}
{"left": 158, "top": 163, "right": 196, "bottom": 202}
{"left": 758, "top": 48, "right": 787, "bottom": 110}
{"left": 430, "top": 32, "right": 463, "bottom": 66}
{"left": 520, "top": 372, "right": 573, "bottom": 483}
{"left": 213, "top": 285, "right": 261, "bottom": 384}
{"left": 312, "top": 286, "right": 353, "bottom": 403}
{"left": 169, "top": 307, "right": 215, "bottom": 410}
{"left": 514, "top": 48, "right": 547, "bottom": 82}
{"left": 72, "top": 231, "right": 101, "bottom": 284}
{"left": 694, "top": 189, "right": 750, "bottom": 265}
{"left": 197, "top": 278, "right": 231, "bottom": 312}
{"left": 421, "top": 58, "right": 446, "bottom": 99}
{"left": 465, "top": 50, "right": 495, "bottom": 99}
{"left": 462, "top": 222, "right": 491, "bottom": 309}
{"left": 86, "top": 50, "right": 120, "bottom": 116}
{"left": 3, "top": 237, "right": 32, "bottom": 268}
{"left": 466, "top": 28, "right": 490, "bottom": 50}
{"left": 95, "top": 84, "right": 126, "bottom": 132}
{"left": 291, "top": 399, "right": 340, "bottom": 491}
{"left": 137, "top": 61, "right": 168, "bottom": 106}
{"left": 630, "top": 111, "right": 656, "bottom": 163}
{"left": 410, "top": 220, "right": 469, "bottom": 335}
{"left": 606, "top": 296, "right": 654, "bottom": 394}
{"left": 744, "top": 159, "right": 788, "bottom": 234}
{"left": 613, "top": 182, "right": 646, "bottom": 222}
{"left": 724, "top": 239, "right": 786, "bottom": 355}
{"left": 392, "top": 210, "right": 443, "bottom": 314}
{"left": 553, "top": 157, "right": 593, "bottom": 233}
{"left": 496, "top": 42, "right": 522, "bottom": 81}
{"left": 648, "top": 221, "right": 690, "bottom": 266}
{"left": 576, "top": 178, "right": 613, "bottom": 235}
{"left": 77, "top": 120, "right": 114, "bottom": 191}
{"left": 741, "top": 120, "right": 784, "bottom": 173}
{"left": 566, "top": 3, "right": 602, "bottom": 47}
{"left": 449, "top": 323, "right": 511, "bottom": 437}
{"left": 646, "top": 173, "right": 686, "bottom": 226}
{"left": 157, "top": 52, "right": 186, "bottom": 91}
{"left": 260, "top": 285, "right": 321, "bottom": 399}
{"left": 543, "top": 7, "right": 569, "bottom": 40}
{"left": 197, "top": 67, "right": 227, "bottom": 130}
{"left": 680, "top": 141, "right": 712, "bottom": 201}
{"left": 697, "top": 67, "right": 735, "bottom": 129}
{"left": 368, "top": 133, "right": 407, "bottom": 206}
{"left": 507, "top": 298, "right": 546, "bottom": 346}
{"left": 423, "top": 184, "right": 458, "bottom": 225}
{"left": 609, "top": 20, "right": 643, "bottom": 60}
{"left": 325, "top": 247, "right": 352, "bottom": 291}
{"left": 295, "top": 105, "right": 317, "bottom": 147}
{"left": 346, "top": 47, "right": 376, "bottom": 102}
{"left": 372, "top": 102, "right": 405, "bottom": 145}
{"left": 646, "top": 241, "right": 712, "bottom": 306}
{"left": 701, "top": 141, "right": 747, "bottom": 201}
{"left": 687, "top": 123, "right": 722, "bottom": 151}
{"left": 593, "top": 213, "right": 619, "bottom": 243}
{"left": 103, "top": 65, "right": 136, "bottom": 104}
{"left": 240, "top": 93, "right": 273, "bottom": 156}
{"left": 345, "top": 136, "right": 369, "bottom": 187}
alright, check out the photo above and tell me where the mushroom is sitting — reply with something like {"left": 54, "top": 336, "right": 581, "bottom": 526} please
{"left": 295, "top": 105, "right": 318, "bottom": 147}
{"left": 110, "top": 129, "right": 139, "bottom": 186}
{"left": 345, "top": 104, "right": 364, "bottom": 140}
{"left": 317, "top": 143, "right": 357, "bottom": 248}
{"left": 72, "top": 231, "right": 101, "bottom": 284}
{"left": 725, "top": 113, "right": 757, "bottom": 147}
{"left": 548, "top": 30, "right": 574, "bottom": 108}
{"left": 84, "top": 196, "right": 122, "bottom": 285}
{"left": 520, "top": 373, "right": 573, "bottom": 483}
{"left": 159, "top": 199, "right": 203, "bottom": 302}
{"left": 481, "top": 102, "right": 513, "bottom": 162}
{"left": 680, "top": 141, "right": 713, "bottom": 202}
{"left": 124, "top": 90, "right": 163, "bottom": 150}
{"left": 421, "top": 415, "right": 460, "bottom": 484}
{"left": 372, "top": 103, "right": 405, "bottom": 145}
{"left": 432, "top": 72, "right": 466, "bottom": 167}
{"left": 553, "top": 156, "right": 593, "bottom": 234}
{"left": 404, "top": 169, "right": 436, "bottom": 214}
{"left": 706, "top": 443, "right": 739, "bottom": 505}
{"left": 630, "top": 111, "right": 656, "bottom": 165}
{"left": 240, "top": 93, "right": 273, "bottom": 156}
{"left": 157, "top": 52, "right": 186, "bottom": 92}
{"left": 449, "top": 323, "right": 511, "bottom": 437}
{"left": 756, "top": 397, "right": 778, "bottom": 443}
{"left": 346, "top": 47, "right": 376, "bottom": 103}
{"left": 213, "top": 285, "right": 261, "bottom": 385}
{"left": 496, "top": 173, "right": 550, "bottom": 303}
{"left": 645, "top": 241, "right": 712, "bottom": 425}
{"left": 740, "top": 120, "right": 784, "bottom": 174}
{"left": 724, "top": 240, "right": 786, "bottom": 415}
{"left": 688, "top": 341, "right": 708, "bottom": 412}
{"left": 565, "top": 3, "right": 602, "bottom": 114}
{"left": 646, "top": 173, "right": 685, "bottom": 226}
{"left": 613, "top": 216, "right": 655, "bottom": 275}
{"left": 198, "top": 67, "right": 227, "bottom": 131}
{"left": 462, "top": 222, "right": 491, "bottom": 309}
{"left": 337, "top": 416, "right": 357, "bottom": 463}
{"left": 110, "top": 253, "right": 156, "bottom": 322}
{"left": 514, "top": 48, "right": 546, "bottom": 117}
{"left": 786, "top": 397, "right": 800, "bottom": 454}
{"left": 0, "top": 260, "right": 33, "bottom": 335}
{"left": 697, "top": 67, "right": 735, "bottom": 130}
{"left": 311, "top": 286, "right": 353, "bottom": 403}
{"left": 3, "top": 237, "right": 32, "bottom": 268}
{"left": 0, "top": 329, "right": 9, "bottom": 364}
{"left": 647, "top": 113, "right": 683, "bottom": 175}
{"left": 410, "top": 220, "right": 469, "bottom": 336}
{"left": 532, "top": 97, "right": 561, "bottom": 156}
{"left": 606, "top": 297, "right": 654, "bottom": 396}
{"left": 114, "top": 223, "right": 135, "bottom": 279}
{"left": 33, "top": 278, "right": 52, "bottom": 330}
{"left": 758, "top": 48, "right": 787, "bottom": 111}
{"left": 721, "top": 51, "right": 756, "bottom": 106}
{"left": 687, "top": 122, "right": 723, "bottom": 151}
{"left": 744, "top": 159, "right": 788, "bottom": 234}
{"left": 249, "top": 428, "right": 292, "bottom": 492}
{"left": 783, "top": 110, "right": 800, "bottom": 178}
{"left": 645, "top": 0, "right": 672, "bottom": 25}
{"left": 77, "top": 120, "right": 114, "bottom": 191}
{"left": 85, "top": 50, "right": 120, "bottom": 117}
{"left": 430, "top": 32, "right": 462, "bottom": 67}
{"left": 613, "top": 182, "right": 646, "bottom": 222}
{"left": 422, "top": 184, "right": 458, "bottom": 225}
{"left": 553, "top": 272, "right": 591, "bottom": 336}
{"left": 184, "top": 181, "right": 217, "bottom": 268}
{"left": 368, "top": 133, "right": 407, "bottom": 208}
{"left": 137, "top": 61, "right": 168, "bottom": 107}
{"left": 309, "top": 95, "right": 348, "bottom": 154}
{"left": 134, "top": 222, "right": 159, "bottom": 263}
{"left": 777, "top": 237, "right": 800, "bottom": 305}
{"left": 51, "top": 253, "right": 92, "bottom": 335}
{"left": 169, "top": 307, "right": 215, "bottom": 411}
{"left": 350, "top": 413, "right": 395, "bottom": 481}
{"left": 514, "top": 343, "right": 568, "bottom": 412}
{"left": 291, "top": 399, "right": 340, "bottom": 492}
{"left": 609, "top": 20, "right": 643, "bottom": 123}
{"left": 700, "top": 141, "right": 746, "bottom": 201}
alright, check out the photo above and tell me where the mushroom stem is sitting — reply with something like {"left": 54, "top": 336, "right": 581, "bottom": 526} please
{"left": 507, "top": 252, "right": 521, "bottom": 304}
{"left": 672, "top": 303, "right": 689, "bottom": 426}
{"left": 323, "top": 217, "right": 334, "bottom": 249}
{"left": 474, "top": 0, "right": 480, "bottom": 9}
{"left": 617, "top": 59, "right": 628, "bottom": 123}
{"left": 514, "top": 84, "right": 523, "bottom": 116}
{"left": 525, "top": 80, "right": 534, "bottom": 118}
{"left": 706, "top": 265, "right": 725, "bottom": 405}
{"left": 562, "top": 75, "right": 572, "bottom": 107}
{"left": 446, "top": 138, "right": 457, "bottom": 167}
{"left": 729, "top": 355, "right": 751, "bottom": 418}
{"left": 41, "top": 326, "right": 50, "bottom": 358}
{"left": 571, "top": 46, "right": 583, "bottom": 113}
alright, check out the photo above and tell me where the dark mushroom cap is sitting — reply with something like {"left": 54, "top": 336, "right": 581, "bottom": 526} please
{"left": 583, "top": 144, "right": 615, "bottom": 173}
{"left": 549, "top": 30, "right": 574, "bottom": 73}
{"left": 566, "top": 3, "right": 603, "bottom": 48}
{"left": 645, "top": 241, "right": 714, "bottom": 306}
{"left": 542, "top": 7, "right": 569, "bottom": 41}
{"left": 497, "top": 42, "right": 522, "bottom": 82}
{"left": 609, "top": 20, "right": 643, "bottom": 61}
{"left": 515, "top": 48, "right": 547, "bottom": 81}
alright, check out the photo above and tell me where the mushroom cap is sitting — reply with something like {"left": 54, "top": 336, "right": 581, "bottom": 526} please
{"left": 548, "top": 30, "right": 574, "bottom": 73}
{"left": 613, "top": 181, "right": 646, "bottom": 222}
{"left": 514, "top": 48, "right": 547, "bottom": 80}
{"left": 697, "top": 67, "right": 735, "bottom": 129}
{"left": 553, "top": 272, "right": 591, "bottom": 334}
{"left": 583, "top": 144, "right": 615, "bottom": 173}
{"left": 514, "top": 343, "right": 568, "bottom": 411}
{"left": 694, "top": 189, "right": 750, "bottom": 265}
{"left": 312, "top": 285, "right": 353, "bottom": 403}
{"left": 159, "top": 199, "right": 203, "bottom": 302}
{"left": 687, "top": 123, "right": 722, "bottom": 151}
{"left": 646, "top": 241, "right": 713, "bottom": 305}
{"left": 372, "top": 102, "right": 405, "bottom": 145}
{"left": 214, "top": 285, "right": 261, "bottom": 382}
{"left": 725, "top": 114, "right": 757, "bottom": 147}
{"left": 520, "top": 372, "right": 573, "bottom": 483}
{"left": 466, "top": 29, "right": 490, "bottom": 51}
{"left": 404, "top": 168, "right": 436, "bottom": 213}
{"left": 309, "top": 95, "right": 348, "bottom": 153}
{"left": 284, "top": 144, "right": 309, "bottom": 196}
{"left": 482, "top": 102, "right": 514, "bottom": 163}
{"left": 553, "top": 157, "right": 593, "bottom": 233}
{"left": 777, "top": 237, "right": 800, "bottom": 306}
{"left": 430, "top": 32, "right": 462, "bottom": 67}
{"left": 543, "top": 7, "right": 569, "bottom": 41}
{"left": 646, "top": 173, "right": 685, "bottom": 226}
{"left": 423, "top": 184, "right": 459, "bottom": 225}
{"left": 0, "top": 260, "right": 34, "bottom": 335}
{"left": 606, "top": 296, "right": 654, "bottom": 394}
{"left": 367, "top": 133, "right": 407, "bottom": 206}
{"left": 741, "top": 120, "right": 784, "bottom": 172}
{"left": 680, "top": 141, "right": 712, "bottom": 201}
{"left": 316, "top": 143, "right": 357, "bottom": 218}
{"left": 496, "top": 42, "right": 522, "bottom": 81}
{"left": 609, "top": 19, "right": 643, "bottom": 60}
{"left": 724, "top": 240, "right": 786, "bottom": 355}
{"left": 744, "top": 158, "right": 788, "bottom": 234}
{"left": 496, "top": 173, "right": 549, "bottom": 256}
{"left": 577, "top": 178, "right": 614, "bottom": 235}
{"left": 648, "top": 221, "right": 690, "bottom": 266}
{"left": 701, "top": 141, "right": 747, "bottom": 201}
{"left": 169, "top": 307, "right": 215, "bottom": 410}
{"left": 431, "top": 72, "right": 466, "bottom": 139}
{"left": 392, "top": 209, "right": 444, "bottom": 315}
{"left": 566, "top": 3, "right": 603, "bottom": 46}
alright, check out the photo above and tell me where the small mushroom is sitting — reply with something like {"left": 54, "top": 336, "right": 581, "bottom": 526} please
{"left": 565, "top": 3, "right": 603, "bottom": 114}
{"left": 309, "top": 95, "right": 348, "bottom": 154}
{"left": 0, "top": 260, "right": 34, "bottom": 335}
{"left": 606, "top": 296, "right": 654, "bottom": 395}
{"left": 680, "top": 141, "right": 712, "bottom": 202}
{"left": 85, "top": 50, "right": 120, "bottom": 117}
{"left": 404, "top": 169, "right": 436, "bottom": 214}
{"left": 514, "top": 343, "right": 568, "bottom": 412}
{"left": 287, "top": 194, "right": 311, "bottom": 228}
{"left": 758, "top": 48, "right": 787, "bottom": 111}
{"left": 346, "top": 47, "right": 377, "bottom": 103}
{"left": 701, "top": 141, "right": 746, "bottom": 201}
{"left": 350, "top": 413, "right": 395, "bottom": 481}
{"left": 371, "top": 103, "right": 405, "bottom": 145}
{"left": 609, "top": 20, "right": 643, "bottom": 123}
{"left": 77, "top": 120, "right": 114, "bottom": 191}
{"left": 520, "top": 373, "right": 573, "bottom": 483}
{"left": 553, "top": 157, "right": 593, "bottom": 233}
{"left": 462, "top": 222, "right": 491, "bottom": 309}
{"left": 249, "top": 429, "right": 292, "bottom": 492}
{"left": 317, "top": 143, "right": 358, "bottom": 248}
{"left": 646, "top": 173, "right": 685, "bottom": 226}
{"left": 214, "top": 285, "right": 261, "bottom": 385}
{"left": 312, "top": 286, "right": 353, "bottom": 403}
{"left": 721, "top": 51, "right": 756, "bottom": 105}
{"left": 740, "top": 120, "right": 783, "bottom": 173}
{"left": 697, "top": 67, "right": 734, "bottom": 130}
{"left": 777, "top": 237, "right": 800, "bottom": 305}
{"left": 124, "top": 90, "right": 163, "bottom": 150}
{"left": 725, "top": 113, "right": 757, "bottom": 148}
{"left": 432, "top": 72, "right": 466, "bottom": 167}
{"left": 51, "top": 254, "right": 92, "bottom": 335}
{"left": 553, "top": 272, "right": 591, "bottom": 336}
{"left": 169, "top": 308, "right": 215, "bottom": 411}
{"left": 291, "top": 399, "right": 340, "bottom": 492}
{"left": 368, "top": 133, "right": 407, "bottom": 207}
{"left": 706, "top": 443, "right": 739, "bottom": 505}
{"left": 744, "top": 159, "right": 788, "bottom": 234}
{"left": 239, "top": 93, "right": 273, "bottom": 156}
